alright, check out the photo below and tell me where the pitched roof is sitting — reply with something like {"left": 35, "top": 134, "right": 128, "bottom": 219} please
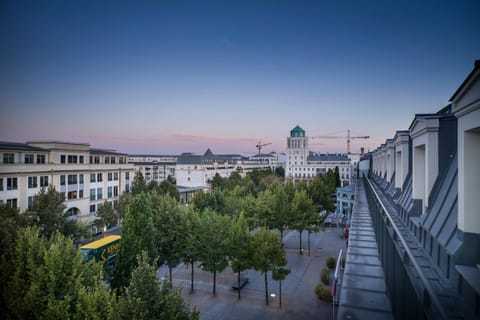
{"left": 0, "top": 141, "right": 47, "bottom": 152}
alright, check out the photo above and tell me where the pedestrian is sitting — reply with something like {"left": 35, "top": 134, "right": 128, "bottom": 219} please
{"left": 344, "top": 227, "right": 349, "bottom": 247}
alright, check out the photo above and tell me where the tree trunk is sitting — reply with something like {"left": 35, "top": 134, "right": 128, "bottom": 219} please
{"left": 308, "top": 230, "right": 311, "bottom": 256}
{"left": 279, "top": 280, "right": 282, "bottom": 309}
{"left": 237, "top": 271, "right": 241, "bottom": 300}
{"left": 213, "top": 270, "right": 216, "bottom": 296}
{"left": 190, "top": 261, "right": 194, "bottom": 294}
{"left": 299, "top": 230, "right": 303, "bottom": 255}
{"left": 265, "top": 272, "right": 269, "bottom": 305}
{"left": 169, "top": 265, "right": 173, "bottom": 288}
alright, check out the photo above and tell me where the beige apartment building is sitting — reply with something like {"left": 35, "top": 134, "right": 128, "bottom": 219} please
{"left": 0, "top": 141, "right": 135, "bottom": 225}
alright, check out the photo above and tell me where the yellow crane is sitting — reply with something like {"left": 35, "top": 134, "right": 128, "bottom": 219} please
{"left": 310, "top": 130, "right": 369, "bottom": 154}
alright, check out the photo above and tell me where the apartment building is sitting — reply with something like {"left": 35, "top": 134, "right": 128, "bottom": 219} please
{"left": 285, "top": 125, "right": 352, "bottom": 185}
{"left": 0, "top": 141, "right": 135, "bottom": 225}
{"left": 128, "top": 154, "right": 177, "bottom": 184}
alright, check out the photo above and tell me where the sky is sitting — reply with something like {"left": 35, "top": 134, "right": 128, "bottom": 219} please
{"left": 1, "top": 0, "right": 479, "bottom": 155}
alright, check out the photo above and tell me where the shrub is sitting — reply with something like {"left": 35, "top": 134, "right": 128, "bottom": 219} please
{"left": 314, "top": 283, "right": 324, "bottom": 298}
{"left": 320, "top": 268, "right": 330, "bottom": 285}
{"left": 326, "top": 256, "right": 336, "bottom": 269}
{"left": 321, "top": 286, "right": 332, "bottom": 302}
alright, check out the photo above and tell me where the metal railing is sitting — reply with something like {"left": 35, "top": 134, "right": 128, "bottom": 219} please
{"left": 364, "top": 176, "right": 448, "bottom": 320}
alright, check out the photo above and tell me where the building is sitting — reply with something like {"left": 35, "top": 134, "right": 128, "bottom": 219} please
{"left": 339, "top": 61, "right": 480, "bottom": 319}
{"left": 285, "top": 125, "right": 353, "bottom": 185}
{"left": 336, "top": 184, "right": 354, "bottom": 218}
{"left": 128, "top": 154, "right": 177, "bottom": 184}
{"left": 0, "top": 141, "right": 135, "bottom": 226}
{"left": 175, "top": 148, "right": 273, "bottom": 188}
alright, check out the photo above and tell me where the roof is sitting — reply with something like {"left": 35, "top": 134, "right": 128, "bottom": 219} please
{"left": 290, "top": 125, "right": 306, "bottom": 137}
{"left": 307, "top": 153, "right": 350, "bottom": 162}
{"left": 80, "top": 235, "right": 121, "bottom": 249}
{"left": 129, "top": 161, "right": 176, "bottom": 166}
{"left": 0, "top": 141, "right": 47, "bottom": 152}
{"left": 203, "top": 148, "right": 214, "bottom": 156}
{"left": 450, "top": 60, "right": 480, "bottom": 102}
{"left": 90, "top": 148, "right": 127, "bottom": 156}
{"left": 176, "top": 155, "right": 203, "bottom": 165}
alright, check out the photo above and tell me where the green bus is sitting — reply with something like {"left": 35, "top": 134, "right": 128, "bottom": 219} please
{"left": 80, "top": 235, "right": 121, "bottom": 265}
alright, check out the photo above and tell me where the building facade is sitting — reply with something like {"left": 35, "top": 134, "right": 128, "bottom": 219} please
{"left": 285, "top": 125, "right": 353, "bottom": 185}
{"left": 340, "top": 61, "right": 480, "bottom": 319}
{"left": 128, "top": 155, "right": 177, "bottom": 184}
{"left": 0, "top": 141, "right": 135, "bottom": 225}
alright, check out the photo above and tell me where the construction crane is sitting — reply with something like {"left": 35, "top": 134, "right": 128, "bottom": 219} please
{"left": 256, "top": 142, "right": 272, "bottom": 155}
{"left": 310, "top": 130, "right": 369, "bottom": 154}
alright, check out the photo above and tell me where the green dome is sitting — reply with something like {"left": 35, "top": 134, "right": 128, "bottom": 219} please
{"left": 290, "top": 125, "right": 305, "bottom": 137}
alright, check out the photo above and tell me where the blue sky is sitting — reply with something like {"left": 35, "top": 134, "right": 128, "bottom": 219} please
{"left": 1, "top": 0, "right": 479, "bottom": 155}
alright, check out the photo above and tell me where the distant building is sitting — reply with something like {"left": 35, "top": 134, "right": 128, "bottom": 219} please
{"left": 336, "top": 184, "right": 354, "bottom": 217}
{"left": 176, "top": 148, "right": 272, "bottom": 188}
{"left": 285, "top": 125, "right": 352, "bottom": 185}
{"left": 0, "top": 141, "right": 135, "bottom": 226}
{"left": 128, "top": 154, "right": 177, "bottom": 184}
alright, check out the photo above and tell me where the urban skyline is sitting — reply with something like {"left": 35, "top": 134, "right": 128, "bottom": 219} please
{"left": 1, "top": 1, "right": 479, "bottom": 155}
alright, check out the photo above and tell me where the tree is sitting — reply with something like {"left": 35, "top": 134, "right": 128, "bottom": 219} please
{"left": 269, "top": 182, "right": 292, "bottom": 244}
{"left": 290, "top": 189, "right": 317, "bottom": 255}
{"left": 151, "top": 193, "right": 183, "bottom": 287}
{"left": 94, "top": 200, "right": 117, "bottom": 231}
{"left": 226, "top": 213, "right": 253, "bottom": 300}
{"left": 147, "top": 180, "right": 160, "bottom": 192}
{"left": 274, "top": 166, "right": 285, "bottom": 178}
{"left": 5, "top": 227, "right": 113, "bottom": 319}
{"left": 25, "top": 186, "right": 76, "bottom": 238}
{"left": 159, "top": 180, "right": 180, "bottom": 201}
{"left": 178, "top": 207, "right": 201, "bottom": 294}
{"left": 309, "top": 175, "right": 335, "bottom": 213}
{"left": 131, "top": 171, "right": 148, "bottom": 196}
{"left": 112, "top": 193, "right": 156, "bottom": 290}
{"left": 251, "top": 228, "right": 288, "bottom": 305}
{"left": 272, "top": 265, "right": 291, "bottom": 308}
{"left": 115, "top": 191, "right": 132, "bottom": 225}
{"left": 334, "top": 166, "right": 341, "bottom": 188}
{"left": 117, "top": 251, "right": 198, "bottom": 320}
{"left": 211, "top": 173, "right": 227, "bottom": 191}
{"left": 197, "top": 209, "right": 231, "bottom": 296}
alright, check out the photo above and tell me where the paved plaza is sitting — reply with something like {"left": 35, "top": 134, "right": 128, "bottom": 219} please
{"left": 157, "top": 227, "right": 347, "bottom": 320}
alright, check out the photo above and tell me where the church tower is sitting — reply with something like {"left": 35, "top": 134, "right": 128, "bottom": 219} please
{"left": 286, "top": 125, "right": 309, "bottom": 179}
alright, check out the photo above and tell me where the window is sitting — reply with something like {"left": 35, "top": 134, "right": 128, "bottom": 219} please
{"left": 126, "top": 184, "right": 130, "bottom": 192}
{"left": 3, "top": 153, "right": 14, "bottom": 164}
{"left": 60, "top": 175, "right": 66, "bottom": 185}
{"left": 90, "top": 205, "right": 96, "bottom": 213}
{"left": 108, "top": 173, "right": 113, "bottom": 181}
{"left": 90, "top": 173, "right": 96, "bottom": 183}
{"left": 79, "top": 155, "right": 84, "bottom": 164}
{"left": 89, "top": 156, "right": 93, "bottom": 164}
{"left": 90, "top": 189, "right": 96, "bottom": 201}
{"left": 97, "top": 188, "right": 102, "bottom": 199}
{"left": 111, "top": 157, "right": 115, "bottom": 164}
{"left": 94, "top": 156, "right": 100, "bottom": 164}
{"left": 68, "top": 191, "right": 77, "bottom": 200}
{"left": 119, "top": 157, "right": 124, "bottom": 164}
{"left": 36, "top": 155, "right": 45, "bottom": 164}
{"left": 114, "top": 172, "right": 119, "bottom": 181}
{"left": 97, "top": 203, "right": 103, "bottom": 211}
{"left": 79, "top": 190, "right": 84, "bottom": 198}
{"left": 97, "top": 173, "right": 102, "bottom": 182}
{"left": 7, "top": 178, "right": 17, "bottom": 190}
{"left": 6, "top": 198, "right": 17, "bottom": 208}
{"left": 108, "top": 186, "right": 113, "bottom": 198}
{"left": 40, "top": 176, "right": 48, "bottom": 187}
{"left": 61, "top": 155, "right": 66, "bottom": 163}
{"left": 0, "top": 178, "right": 3, "bottom": 191}
{"left": 28, "top": 176, "right": 38, "bottom": 188}
{"left": 105, "top": 157, "right": 110, "bottom": 164}
{"left": 28, "top": 196, "right": 34, "bottom": 209}
{"left": 126, "top": 172, "right": 130, "bottom": 179}
{"left": 68, "top": 175, "right": 77, "bottom": 185}
{"left": 68, "top": 155, "right": 77, "bottom": 164}
{"left": 114, "top": 186, "right": 119, "bottom": 197}
{"left": 25, "top": 154, "right": 34, "bottom": 164}
{"left": 79, "top": 174, "right": 84, "bottom": 184}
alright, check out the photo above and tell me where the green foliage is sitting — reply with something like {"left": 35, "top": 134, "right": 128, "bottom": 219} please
{"left": 197, "top": 209, "right": 231, "bottom": 296}
{"left": 274, "top": 166, "right": 285, "bottom": 177}
{"left": 290, "top": 189, "right": 317, "bottom": 254}
{"left": 94, "top": 200, "right": 117, "bottom": 230}
{"left": 25, "top": 186, "right": 78, "bottom": 239}
{"left": 151, "top": 193, "right": 183, "bottom": 285}
{"left": 320, "top": 268, "right": 330, "bottom": 285}
{"left": 251, "top": 228, "right": 288, "bottom": 305}
{"left": 112, "top": 193, "right": 156, "bottom": 290}
{"left": 117, "top": 251, "right": 198, "bottom": 320}
{"left": 309, "top": 174, "right": 336, "bottom": 213}
{"left": 159, "top": 180, "right": 180, "bottom": 201}
{"left": 191, "top": 190, "right": 226, "bottom": 214}
{"left": 314, "top": 283, "right": 332, "bottom": 302}
{"left": 211, "top": 173, "right": 227, "bottom": 191}
{"left": 4, "top": 227, "right": 113, "bottom": 319}
{"left": 114, "top": 191, "right": 131, "bottom": 224}
{"left": 130, "top": 171, "right": 148, "bottom": 196}
{"left": 326, "top": 256, "right": 337, "bottom": 269}
{"left": 178, "top": 207, "right": 201, "bottom": 293}
{"left": 334, "top": 166, "right": 341, "bottom": 188}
